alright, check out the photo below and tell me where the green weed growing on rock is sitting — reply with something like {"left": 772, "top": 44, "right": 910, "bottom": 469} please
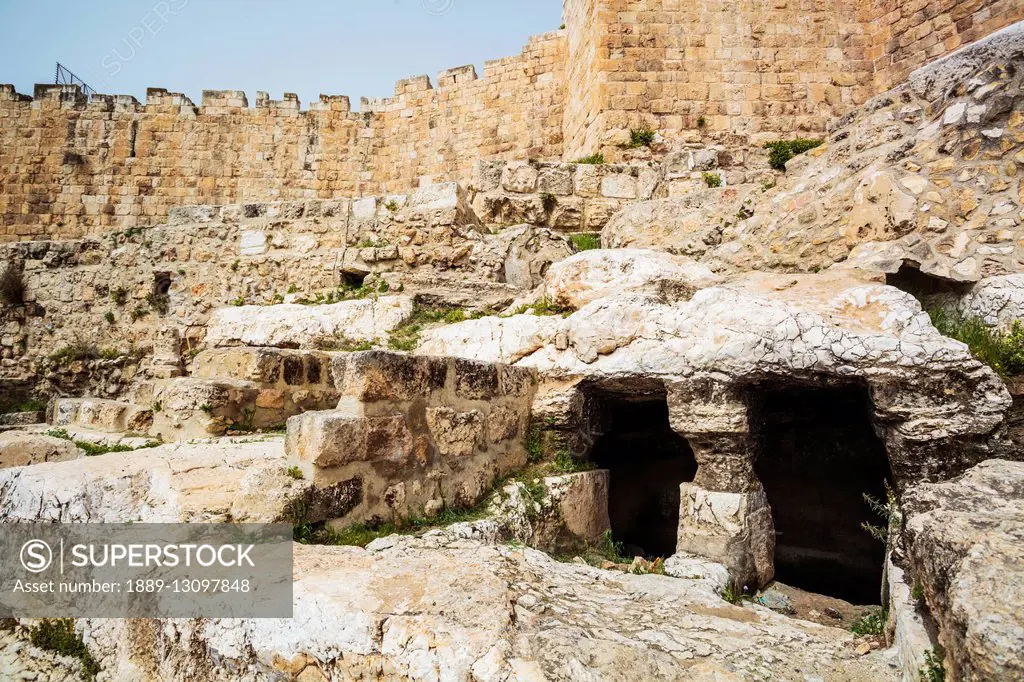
{"left": 927, "top": 308, "right": 1024, "bottom": 377}
{"left": 764, "top": 138, "right": 824, "bottom": 171}
{"left": 29, "top": 619, "right": 101, "bottom": 681}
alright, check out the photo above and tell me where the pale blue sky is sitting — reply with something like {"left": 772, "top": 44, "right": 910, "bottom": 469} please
{"left": 0, "top": 0, "right": 563, "bottom": 107}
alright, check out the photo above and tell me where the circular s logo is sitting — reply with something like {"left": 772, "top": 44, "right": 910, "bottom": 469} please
{"left": 422, "top": 0, "right": 455, "bottom": 16}
{"left": 20, "top": 540, "right": 53, "bottom": 573}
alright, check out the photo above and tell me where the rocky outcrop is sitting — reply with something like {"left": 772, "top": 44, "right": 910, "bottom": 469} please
{"left": 601, "top": 188, "right": 753, "bottom": 258}
{"left": 204, "top": 296, "right": 414, "bottom": 349}
{"left": 3, "top": 535, "right": 898, "bottom": 681}
{"left": 901, "top": 459, "right": 1024, "bottom": 681}
{"left": 0, "top": 438, "right": 303, "bottom": 523}
{"left": 649, "top": 26, "right": 1024, "bottom": 283}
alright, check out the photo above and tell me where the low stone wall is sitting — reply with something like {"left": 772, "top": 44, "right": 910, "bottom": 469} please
{"left": 469, "top": 159, "right": 665, "bottom": 232}
{"left": 286, "top": 351, "right": 536, "bottom": 526}
{"left": 151, "top": 348, "right": 343, "bottom": 441}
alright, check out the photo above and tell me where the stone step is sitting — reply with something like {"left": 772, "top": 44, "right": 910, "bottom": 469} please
{"left": 52, "top": 398, "right": 152, "bottom": 435}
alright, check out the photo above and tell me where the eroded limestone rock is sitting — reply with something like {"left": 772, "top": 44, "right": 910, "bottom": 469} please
{"left": 0, "top": 432, "right": 82, "bottom": 468}
{"left": 204, "top": 296, "right": 414, "bottom": 348}
{"left": 901, "top": 459, "right": 1024, "bottom": 681}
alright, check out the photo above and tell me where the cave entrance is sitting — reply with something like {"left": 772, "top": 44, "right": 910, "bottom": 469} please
{"left": 751, "top": 381, "right": 893, "bottom": 605}
{"left": 587, "top": 385, "right": 697, "bottom": 558}
{"left": 886, "top": 262, "right": 969, "bottom": 301}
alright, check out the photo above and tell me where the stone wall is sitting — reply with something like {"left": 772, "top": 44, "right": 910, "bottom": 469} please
{"left": 868, "top": 0, "right": 1024, "bottom": 92}
{"left": 1, "top": 2, "right": 1018, "bottom": 240}
{"left": 0, "top": 31, "right": 565, "bottom": 242}
{"left": 559, "top": 0, "right": 876, "bottom": 159}
{"left": 468, "top": 159, "right": 665, "bottom": 232}
{"left": 286, "top": 351, "right": 536, "bottom": 526}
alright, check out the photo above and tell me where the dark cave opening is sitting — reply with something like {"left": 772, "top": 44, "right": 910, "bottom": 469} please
{"left": 886, "top": 262, "right": 969, "bottom": 300}
{"left": 588, "top": 389, "right": 697, "bottom": 559}
{"left": 751, "top": 381, "right": 893, "bottom": 605}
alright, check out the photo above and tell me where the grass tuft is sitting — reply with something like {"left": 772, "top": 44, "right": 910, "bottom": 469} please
{"left": 574, "top": 153, "right": 605, "bottom": 165}
{"left": 626, "top": 127, "right": 656, "bottom": 148}
{"left": 764, "top": 138, "right": 824, "bottom": 171}
{"left": 928, "top": 308, "right": 1024, "bottom": 377}
{"left": 569, "top": 233, "right": 601, "bottom": 251}
{"left": 29, "top": 619, "right": 101, "bottom": 681}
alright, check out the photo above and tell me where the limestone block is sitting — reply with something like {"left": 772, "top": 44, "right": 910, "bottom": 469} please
{"left": 240, "top": 230, "right": 268, "bottom": 256}
{"left": 501, "top": 162, "right": 539, "bottom": 193}
{"left": 600, "top": 173, "right": 638, "bottom": 199}
{"left": 471, "top": 160, "right": 503, "bottom": 192}
{"left": 53, "top": 398, "right": 152, "bottom": 435}
{"left": 330, "top": 352, "right": 449, "bottom": 403}
{"left": 351, "top": 197, "right": 377, "bottom": 219}
{"left": 536, "top": 165, "right": 574, "bottom": 195}
{"left": 204, "top": 297, "right": 414, "bottom": 348}
{"left": 901, "top": 459, "right": 1024, "bottom": 681}
{"left": 286, "top": 410, "right": 413, "bottom": 468}
{"left": 503, "top": 227, "right": 574, "bottom": 289}
{"left": 0, "top": 432, "right": 82, "bottom": 469}
{"left": 676, "top": 483, "right": 775, "bottom": 589}
{"left": 426, "top": 407, "right": 485, "bottom": 457}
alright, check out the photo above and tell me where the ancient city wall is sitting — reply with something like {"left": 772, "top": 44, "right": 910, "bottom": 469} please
{"left": 0, "top": 32, "right": 565, "bottom": 242}
{"left": 559, "top": 0, "right": 876, "bottom": 159}
{"left": 1, "top": 0, "right": 1019, "bottom": 241}
{"left": 867, "top": 0, "right": 1024, "bottom": 92}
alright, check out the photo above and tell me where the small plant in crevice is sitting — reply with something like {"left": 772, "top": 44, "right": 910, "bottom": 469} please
{"left": 103, "top": 311, "right": 115, "bottom": 325}
{"left": 862, "top": 481, "right": 899, "bottom": 547}
{"left": 231, "top": 297, "right": 246, "bottom": 307}
{"left": 110, "top": 286, "right": 128, "bottom": 306}
{"left": 569, "top": 233, "right": 601, "bottom": 252}
{"left": 45, "top": 428, "right": 160, "bottom": 456}
{"left": 764, "top": 138, "right": 824, "bottom": 171}
{"left": 626, "top": 126, "right": 656, "bottom": 149}
{"left": 28, "top": 619, "right": 101, "bottom": 681}
{"left": 920, "top": 646, "right": 946, "bottom": 682}
{"left": 49, "top": 342, "right": 99, "bottom": 366}
{"left": 310, "top": 333, "right": 374, "bottom": 352}
{"left": 145, "top": 292, "right": 169, "bottom": 315}
{"left": 702, "top": 172, "right": 722, "bottom": 188}
{"left": 697, "top": 116, "right": 707, "bottom": 128}
{"left": 525, "top": 425, "right": 544, "bottom": 464}
{"left": 130, "top": 306, "right": 150, "bottom": 322}
{"left": 541, "top": 192, "right": 558, "bottom": 213}
{"left": 384, "top": 199, "right": 400, "bottom": 213}
{"left": 850, "top": 608, "right": 887, "bottom": 636}
{"left": 912, "top": 580, "right": 925, "bottom": 603}
{"left": 286, "top": 466, "right": 305, "bottom": 481}
{"left": 574, "top": 152, "right": 605, "bottom": 165}
{"left": 721, "top": 580, "right": 753, "bottom": 606}
{"left": 0, "top": 265, "right": 25, "bottom": 305}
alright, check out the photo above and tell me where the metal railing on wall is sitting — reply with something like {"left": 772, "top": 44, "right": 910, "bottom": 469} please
{"left": 55, "top": 62, "right": 95, "bottom": 98}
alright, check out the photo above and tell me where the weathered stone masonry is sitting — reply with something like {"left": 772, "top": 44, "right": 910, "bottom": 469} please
{"left": 1, "top": 0, "right": 1019, "bottom": 242}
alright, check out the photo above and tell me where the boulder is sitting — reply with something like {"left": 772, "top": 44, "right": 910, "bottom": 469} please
{"left": 0, "top": 432, "right": 82, "bottom": 469}
{"left": 901, "top": 459, "right": 1024, "bottom": 681}
{"left": 541, "top": 248, "right": 718, "bottom": 310}
{"left": 0, "top": 438, "right": 301, "bottom": 523}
